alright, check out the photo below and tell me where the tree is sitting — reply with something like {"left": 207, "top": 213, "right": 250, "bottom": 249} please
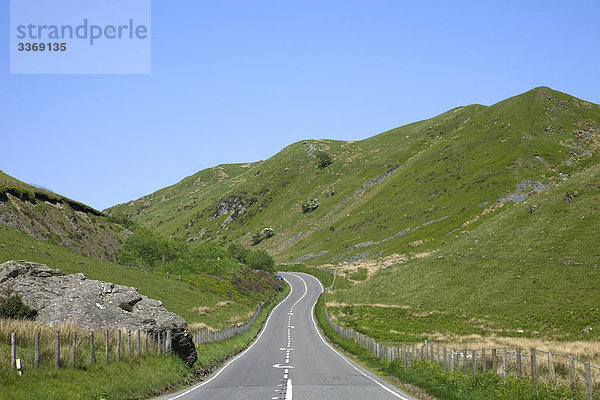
{"left": 302, "top": 198, "right": 320, "bottom": 213}
{"left": 228, "top": 243, "right": 250, "bottom": 263}
{"left": 0, "top": 290, "right": 36, "bottom": 319}
{"left": 247, "top": 250, "right": 274, "bottom": 271}
{"left": 316, "top": 151, "right": 332, "bottom": 169}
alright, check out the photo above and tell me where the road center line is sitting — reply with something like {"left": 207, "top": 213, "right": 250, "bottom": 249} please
{"left": 291, "top": 272, "right": 411, "bottom": 400}
{"left": 165, "top": 275, "right": 295, "bottom": 400}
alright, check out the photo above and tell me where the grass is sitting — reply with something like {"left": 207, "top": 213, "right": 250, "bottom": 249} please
{"left": 0, "top": 281, "right": 290, "bottom": 400}
{"left": 331, "top": 163, "right": 600, "bottom": 344}
{"left": 0, "top": 355, "right": 191, "bottom": 400}
{"left": 0, "top": 227, "right": 277, "bottom": 330}
{"left": 107, "top": 87, "right": 600, "bottom": 269}
{"left": 293, "top": 268, "right": 582, "bottom": 400}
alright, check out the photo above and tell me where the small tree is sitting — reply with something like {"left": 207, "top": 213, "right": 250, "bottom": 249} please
{"left": 228, "top": 243, "right": 250, "bottom": 263}
{"left": 302, "top": 198, "right": 320, "bottom": 213}
{"left": 316, "top": 151, "right": 332, "bottom": 169}
{"left": 0, "top": 290, "right": 36, "bottom": 319}
{"left": 247, "top": 250, "right": 275, "bottom": 271}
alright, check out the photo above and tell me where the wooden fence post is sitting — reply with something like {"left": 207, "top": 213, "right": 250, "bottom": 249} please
{"left": 584, "top": 362, "right": 592, "bottom": 400}
{"left": 443, "top": 347, "right": 447, "bottom": 372}
{"left": 492, "top": 348, "right": 497, "bottom": 372}
{"left": 472, "top": 350, "right": 477, "bottom": 374}
{"left": 72, "top": 332, "right": 77, "bottom": 367}
{"left": 482, "top": 348, "right": 486, "bottom": 373}
{"left": 450, "top": 349, "right": 455, "bottom": 373}
{"left": 502, "top": 348, "right": 507, "bottom": 378}
{"left": 137, "top": 330, "right": 141, "bottom": 355}
{"left": 128, "top": 331, "right": 132, "bottom": 356}
{"left": 105, "top": 330, "right": 109, "bottom": 364}
{"left": 517, "top": 348, "right": 523, "bottom": 378}
{"left": 569, "top": 356, "right": 576, "bottom": 395}
{"left": 548, "top": 352, "right": 554, "bottom": 383}
{"left": 90, "top": 332, "right": 96, "bottom": 364}
{"left": 531, "top": 348, "right": 537, "bottom": 391}
{"left": 117, "top": 330, "right": 121, "bottom": 361}
{"left": 55, "top": 331, "right": 60, "bottom": 369}
{"left": 11, "top": 332, "right": 16, "bottom": 369}
{"left": 35, "top": 332, "right": 40, "bottom": 369}
{"left": 463, "top": 349, "right": 468, "bottom": 375}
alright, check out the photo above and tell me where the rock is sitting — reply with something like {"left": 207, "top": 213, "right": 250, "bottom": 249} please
{"left": 529, "top": 204, "right": 538, "bottom": 213}
{"left": 583, "top": 327, "right": 593, "bottom": 334}
{"left": 0, "top": 260, "right": 197, "bottom": 366}
{"left": 565, "top": 191, "right": 574, "bottom": 204}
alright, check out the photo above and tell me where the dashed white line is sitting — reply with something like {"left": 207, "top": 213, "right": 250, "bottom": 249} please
{"left": 290, "top": 272, "right": 411, "bottom": 400}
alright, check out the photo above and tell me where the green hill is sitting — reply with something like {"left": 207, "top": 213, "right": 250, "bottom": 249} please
{"left": 330, "top": 162, "right": 600, "bottom": 344}
{"left": 107, "top": 87, "right": 600, "bottom": 267}
{"left": 0, "top": 171, "right": 128, "bottom": 261}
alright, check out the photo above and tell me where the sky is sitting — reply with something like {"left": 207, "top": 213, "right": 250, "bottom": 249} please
{"left": 1, "top": 1, "right": 599, "bottom": 211}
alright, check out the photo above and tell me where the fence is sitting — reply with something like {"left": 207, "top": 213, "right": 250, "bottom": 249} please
{"left": 323, "top": 290, "right": 599, "bottom": 399}
{"left": 2, "top": 326, "right": 174, "bottom": 371}
{"left": 192, "top": 303, "right": 262, "bottom": 344}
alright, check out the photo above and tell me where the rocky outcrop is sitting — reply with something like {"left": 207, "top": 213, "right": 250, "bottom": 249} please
{"left": 0, "top": 260, "right": 197, "bottom": 366}
{"left": 212, "top": 195, "right": 256, "bottom": 228}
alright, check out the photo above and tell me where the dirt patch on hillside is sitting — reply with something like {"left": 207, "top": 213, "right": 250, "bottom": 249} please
{"left": 326, "top": 301, "right": 411, "bottom": 309}
{"left": 337, "top": 253, "right": 408, "bottom": 281}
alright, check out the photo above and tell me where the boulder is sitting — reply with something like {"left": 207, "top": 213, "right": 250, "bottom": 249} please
{"left": 0, "top": 260, "right": 197, "bottom": 366}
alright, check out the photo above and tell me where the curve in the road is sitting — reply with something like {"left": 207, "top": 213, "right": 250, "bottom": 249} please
{"left": 157, "top": 272, "right": 414, "bottom": 400}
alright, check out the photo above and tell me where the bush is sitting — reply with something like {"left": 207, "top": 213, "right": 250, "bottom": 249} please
{"left": 250, "top": 227, "right": 276, "bottom": 245}
{"left": 316, "top": 151, "right": 333, "bottom": 169}
{"left": 228, "top": 243, "right": 250, "bottom": 263}
{"left": 302, "top": 198, "right": 320, "bottom": 213}
{"left": 247, "top": 250, "right": 275, "bottom": 271}
{"left": 0, "top": 290, "right": 36, "bottom": 319}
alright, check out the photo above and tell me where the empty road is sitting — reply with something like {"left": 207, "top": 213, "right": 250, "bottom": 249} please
{"left": 157, "top": 272, "right": 414, "bottom": 400}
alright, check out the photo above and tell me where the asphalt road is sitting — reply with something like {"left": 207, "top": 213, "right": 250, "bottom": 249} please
{"left": 156, "top": 272, "right": 414, "bottom": 400}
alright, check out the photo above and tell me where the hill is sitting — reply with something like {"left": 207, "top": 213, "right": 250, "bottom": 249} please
{"left": 107, "top": 87, "right": 600, "bottom": 266}
{"left": 0, "top": 171, "right": 129, "bottom": 261}
{"left": 330, "top": 162, "right": 600, "bottom": 345}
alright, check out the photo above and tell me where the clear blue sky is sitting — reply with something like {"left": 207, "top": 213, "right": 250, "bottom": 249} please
{"left": 2, "top": 1, "right": 599, "bottom": 210}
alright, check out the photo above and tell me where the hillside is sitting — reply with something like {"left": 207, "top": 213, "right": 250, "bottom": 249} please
{"left": 0, "top": 171, "right": 129, "bottom": 261}
{"left": 107, "top": 87, "right": 600, "bottom": 266}
{"left": 329, "top": 162, "right": 600, "bottom": 349}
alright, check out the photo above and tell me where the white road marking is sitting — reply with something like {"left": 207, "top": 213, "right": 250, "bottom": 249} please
{"left": 165, "top": 276, "right": 295, "bottom": 400}
{"left": 285, "top": 379, "right": 293, "bottom": 400}
{"left": 273, "top": 363, "right": 295, "bottom": 368}
{"left": 291, "top": 272, "right": 411, "bottom": 400}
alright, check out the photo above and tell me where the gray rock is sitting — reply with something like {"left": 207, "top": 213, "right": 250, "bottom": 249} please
{"left": 0, "top": 260, "right": 197, "bottom": 366}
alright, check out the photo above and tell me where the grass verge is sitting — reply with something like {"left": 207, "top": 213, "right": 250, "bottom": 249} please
{"left": 0, "top": 282, "right": 290, "bottom": 400}
{"left": 299, "top": 266, "right": 578, "bottom": 400}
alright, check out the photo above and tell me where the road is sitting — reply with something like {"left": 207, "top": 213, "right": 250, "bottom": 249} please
{"left": 156, "top": 272, "right": 414, "bottom": 400}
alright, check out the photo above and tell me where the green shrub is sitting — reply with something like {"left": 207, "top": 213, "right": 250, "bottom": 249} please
{"left": 250, "top": 228, "right": 276, "bottom": 245}
{"left": 247, "top": 250, "right": 274, "bottom": 271}
{"left": 302, "top": 198, "right": 320, "bottom": 213}
{"left": 316, "top": 151, "right": 333, "bottom": 169}
{"left": 0, "top": 290, "right": 36, "bottom": 319}
{"left": 227, "top": 243, "right": 250, "bottom": 263}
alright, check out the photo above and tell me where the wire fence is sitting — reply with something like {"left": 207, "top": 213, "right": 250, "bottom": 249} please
{"left": 324, "top": 289, "right": 599, "bottom": 400}
{"left": 1, "top": 326, "right": 173, "bottom": 372}
{"left": 2, "top": 290, "right": 277, "bottom": 371}
{"left": 192, "top": 302, "right": 263, "bottom": 344}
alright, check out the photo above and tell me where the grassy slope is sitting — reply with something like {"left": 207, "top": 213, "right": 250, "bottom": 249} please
{"left": 0, "top": 171, "right": 127, "bottom": 261}
{"left": 107, "top": 87, "right": 600, "bottom": 267}
{"left": 331, "top": 163, "right": 600, "bottom": 342}
{"left": 0, "top": 227, "right": 272, "bottom": 330}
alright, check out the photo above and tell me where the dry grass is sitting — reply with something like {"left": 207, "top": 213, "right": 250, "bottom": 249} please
{"left": 215, "top": 301, "right": 234, "bottom": 307}
{"left": 192, "top": 306, "right": 212, "bottom": 315}
{"left": 337, "top": 253, "right": 408, "bottom": 282}
{"left": 188, "top": 322, "right": 215, "bottom": 331}
{"left": 429, "top": 332, "right": 600, "bottom": 365}
{"left": 327, "top": 300, "right": 411, "bottom": 309}
{"left": 0, "top": 318, "right": 158, "bottom": 369}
